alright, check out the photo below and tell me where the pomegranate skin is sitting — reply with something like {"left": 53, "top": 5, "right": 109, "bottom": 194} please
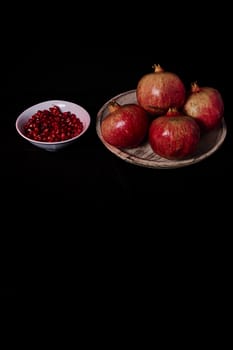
{"left": 136, "top": 64, "right": 186, "bottom": 116}
{"left": 149, "top": 114, "right": 200, "bottom": 160}
{"left": 101, "top": 103, "right": 149, "bottom": 148}
{"left": 183, "top": 84, "right": 224, "bottom": 131}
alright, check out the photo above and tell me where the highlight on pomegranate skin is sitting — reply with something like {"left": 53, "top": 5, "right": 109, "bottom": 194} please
{"left": 23, "top": 105, "right": 84, "bottom": 142}
{"left": 149, "top": 109, "right": 201, "bottom": 160}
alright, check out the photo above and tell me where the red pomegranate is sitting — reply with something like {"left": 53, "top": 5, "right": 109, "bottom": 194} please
{"left": 149, "top": 108, "right": 201, "bottom": 160}
{"left": 136, "top": 64, "right": 186, "bottom": 116}
{"left": 183, "top": 82, "right": 224, "bottom": 131}
{"left": 101, "top": 101, "right": 149, "bottom": 148}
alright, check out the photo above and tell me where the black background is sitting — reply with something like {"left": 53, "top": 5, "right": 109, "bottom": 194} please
{"left": 1, "top": 5, "right": 232, "bottom": 288}
{"left": 0, "top": 288, "right": 16, "bottom": 296}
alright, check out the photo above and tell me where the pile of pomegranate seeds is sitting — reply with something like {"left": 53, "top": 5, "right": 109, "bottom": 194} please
{"left": 24, "top": 105, "right": 84, "bottom": 142}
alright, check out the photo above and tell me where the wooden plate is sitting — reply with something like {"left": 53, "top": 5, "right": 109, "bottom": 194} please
{"left": 96, "top": 90, "right": 227, "bottom": 169}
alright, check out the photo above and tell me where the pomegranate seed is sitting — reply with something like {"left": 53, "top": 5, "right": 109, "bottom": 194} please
{"left": 24, "top": 105, "right": 84, "bottom": 142}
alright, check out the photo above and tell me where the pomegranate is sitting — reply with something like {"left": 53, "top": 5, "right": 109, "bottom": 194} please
{"left": 149, "top": 108, "right": 201, "bottom": 160}
{"left": 101, "top": 101, "right": 149, "bottom": 148}
{"left": 183, "top": 82, "right": 224, "bottom": 132}
{"left": 136, "top": 64, "right": 186, "bottom": 116}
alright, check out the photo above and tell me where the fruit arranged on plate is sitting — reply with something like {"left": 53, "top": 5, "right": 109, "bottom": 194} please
{"left": 100, "top": 64, "right": 225, "bottom": 160}
{"left": 183, "top": 81, "right": 224, "bottom": 132}
{"left": 148, "top": 108, "right": 201, "bottom": 160}
{"left": 101, "top": 100, "right": 149, "bottom": 148}
{"left": 136, "top": 64, "right": 186, "bottom": 116}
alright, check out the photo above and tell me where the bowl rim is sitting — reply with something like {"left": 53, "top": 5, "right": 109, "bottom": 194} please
{"left": 15, "top": 99, "right": 91, "bottom": 145}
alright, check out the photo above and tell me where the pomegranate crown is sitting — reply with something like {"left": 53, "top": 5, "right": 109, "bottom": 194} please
{"left": 152, "top": 64, "right": 164, "bottom": 73}
{"left": 191, "top": 81, "right": 201, "bottom": 92}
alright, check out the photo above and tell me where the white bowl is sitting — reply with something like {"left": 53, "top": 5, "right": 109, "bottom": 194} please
{"left": 16, "top": 100, "right": 91, "bottom": 151}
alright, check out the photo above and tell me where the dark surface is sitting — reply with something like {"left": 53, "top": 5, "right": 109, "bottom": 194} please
{"left": 2, "top": 40, "right": 232, "bottom": 209}
{"left": 1, "top": 8, "right": 232, "bottom": 291}
{"left": 0, "top": 288, "right": 16, "bottom": 296}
